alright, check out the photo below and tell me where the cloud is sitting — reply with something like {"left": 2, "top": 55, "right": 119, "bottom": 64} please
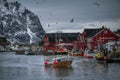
{"left": 9, "top": 0, "right": 120, "bottom": 32}
{"left": 44, "top": 20, "right": 120, "bottom": 33}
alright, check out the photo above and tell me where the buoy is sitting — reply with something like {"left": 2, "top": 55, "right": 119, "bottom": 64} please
{"left": 44, "top": 60, "right": 48, "bottom": 64}
{"left": 96, "top": 53, "right": 101, "bottom": 58}
{"left": 53, "top": 60, "right": 57, "bottom": 64}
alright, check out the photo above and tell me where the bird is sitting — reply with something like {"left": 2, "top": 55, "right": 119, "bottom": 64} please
{"left": 93, "top": 2, "right": 100, "bottom": 7}
{"left": 70, "top": 18, "right": 74, "bottom": 23}
{"left": 48, "top": 24, "right": 50, "bottom": 27}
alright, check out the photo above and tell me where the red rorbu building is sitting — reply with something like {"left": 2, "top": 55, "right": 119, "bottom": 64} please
{"left": 83, "top": 26, "right": 119, "bottom": 50}
{"left": 43, "top": 32, "right": 86, "bottom": 52}
{"left": 43, "top": 26, "right": 119, "bottom": 52}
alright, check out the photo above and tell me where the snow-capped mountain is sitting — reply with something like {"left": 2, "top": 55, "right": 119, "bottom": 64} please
{"left": 0, "top": 0, "right": 45, "bottom": 44}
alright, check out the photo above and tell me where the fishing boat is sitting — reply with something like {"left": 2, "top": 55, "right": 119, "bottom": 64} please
{"left": 69, "top": 50, "right": 84, "bottom": 56}
{"left": 44, "top": 56, "right": 73, "bottom": 68}
{"left": 55, "top": 48, "right": 69, "bottom": 54}
{"left": 84, "top": 49, "right": 96, "bottom": 58}
{"left": 55, "top": 43, "right": 72, "bottom": 55}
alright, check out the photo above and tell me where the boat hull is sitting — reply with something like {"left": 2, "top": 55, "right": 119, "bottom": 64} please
{"left": 96, "top": 57, "right": 120, "bottom": 63}
{"left": 70, "top": 53, "right": 84, "bottom": 56}
{"left": 84, "top": 55, "right": 95, "bottom": 58}
{"left": 53, "top": 61, "right": 72, "bottom": 68}
{"left": 45, "top": 61, "right": 72, "bottom": 68}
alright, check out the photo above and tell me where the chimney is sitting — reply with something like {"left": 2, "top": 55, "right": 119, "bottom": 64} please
{"left": 102, "top": 26, "right": 104, "bottom": 29}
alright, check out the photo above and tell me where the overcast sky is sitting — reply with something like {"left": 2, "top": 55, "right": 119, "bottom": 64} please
{"left": 9, "top": 0, "right": 120, "bottom": 32}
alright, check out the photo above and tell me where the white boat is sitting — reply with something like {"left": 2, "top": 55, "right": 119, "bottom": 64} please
{"left": 44, "top": 56, "right": 73, "bottom": 68}
{"left": 69, "top": 50, "right": 84, "bottom": 56}
{"left": 84, "top": 49, "right": 96, "bottom": 58}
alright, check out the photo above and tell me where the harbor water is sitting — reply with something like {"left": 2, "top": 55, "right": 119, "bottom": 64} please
{"left": 0, "top": 52, "right": 120, "bottom": 80}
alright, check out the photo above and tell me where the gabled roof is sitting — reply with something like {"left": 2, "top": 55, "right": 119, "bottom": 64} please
{"left": 84, "top": 28, "right": 103, "bottom": 38}
{"left": 114, "top": 29, "right": 120, "bottom": 37}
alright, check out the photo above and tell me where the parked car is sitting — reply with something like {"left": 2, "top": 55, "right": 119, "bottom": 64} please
{"left": 84, "top": 49, "right": 96, "bottom": 58}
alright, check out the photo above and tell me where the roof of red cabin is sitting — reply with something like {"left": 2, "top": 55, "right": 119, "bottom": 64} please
{"left": 84, "top": 28, "right": 103, "bottom": 38}
{"left": 45, "top": 33, "right": 80, "bottom": 42}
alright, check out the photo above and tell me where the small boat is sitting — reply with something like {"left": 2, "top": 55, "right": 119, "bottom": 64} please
{"left": 69, "top": 50, "right": 84, "bottom": 56}
{"left": 84, "top": 49, "right": 96, "bottom": 58}
{"left": 55, "top": 49, "right": 69, "bottom": 55}
{"left": 44, "top": 56, "right": 73, "bottom": 68}
{"left": 55, "top": 43, "right": 72, "bottom": 55}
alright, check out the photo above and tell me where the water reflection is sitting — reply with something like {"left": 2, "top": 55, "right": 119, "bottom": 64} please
{"left": 44, "top": 67, "right": 74, "bottom": 80}
{"left": 0, "top": 52, "right": 120, "bottom": 80}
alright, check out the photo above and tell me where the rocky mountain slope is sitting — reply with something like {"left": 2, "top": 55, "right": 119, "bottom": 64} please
{"left": 0, "top": 0, "right": 45, "bottom": 44}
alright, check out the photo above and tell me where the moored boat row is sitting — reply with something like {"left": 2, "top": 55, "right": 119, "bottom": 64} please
{"left": 44, "top": 49, "right": 120, "bottom": 68}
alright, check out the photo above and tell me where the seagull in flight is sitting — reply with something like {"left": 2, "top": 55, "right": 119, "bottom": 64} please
{"left": 70, "top": 18, "right": 74, "bottom": 23}
{"left": 93, "top": 2, "right": 100, "bottom": 7}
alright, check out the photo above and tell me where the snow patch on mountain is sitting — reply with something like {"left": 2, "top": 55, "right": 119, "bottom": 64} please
{"left": 27, "top": 26, "right": 35, "bottom": 44}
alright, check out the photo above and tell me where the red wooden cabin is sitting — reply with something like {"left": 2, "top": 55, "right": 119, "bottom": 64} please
{"left": 43, "top": 33, "right": 86, "bottom": 52}
{"left": 83, "top": 26, "right": 119, "bottom": 50}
